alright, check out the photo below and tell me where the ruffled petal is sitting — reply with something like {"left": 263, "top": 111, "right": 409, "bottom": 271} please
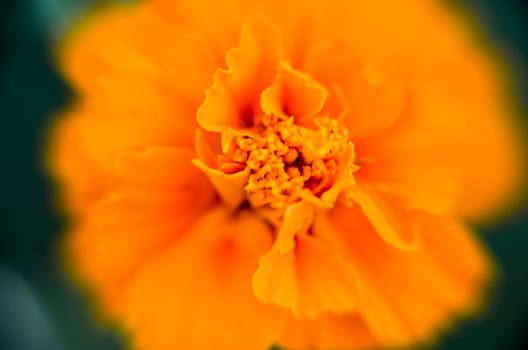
{"left": 303, "top": 41, "right": 403, "bottom": 139}
{"left": 73, "top": 98, "right": 197, "bottom": 169}
{"left": 68, "top": 148, "right": 215, "bottom": 316}
{"left": 274, "top": 201, "right": 314, "bottom": 254}
{"left": 253, "top": 233, "right": 359, "bottom": 318}
{"left": 352, "top": 65, "right": 469, "bottom": 215}
{"left": 192, "top": 158, "right": 250, "bottom": 208}
{"left": 193, "top": 128, "right": 219, "bottom": 167}
{"left": 346, "top": 183, "right": 419, "bottom": 250}
{"left": 405, "top": 43, "right": 525, "bottom": 220}
{"left": 260, "top": 63, "right": 327, "bottom": 127}
{"left": 354, "top": 153, "right": 458, "bottom": 215}
{"left": 343, "top": 0, "right": 524, "bottom": 220}
{"left": 250, "top": 0, "right": 366, "bottom": 66}
{"left": 120, "top": 208, "right": 286, "bottom": 350}
{"left": 279, "top": 313, "right": 376, "bottom": 350}
{"left": 60, "top": 4, "right": 217, "bottom": 110}
{"left": 316, "top": 204, "right": 492, "bottom": 346}
{"left": 197, "top": 20, "right": 282, "bottom": 132}
{"left": 320, "top": 142, "right": 357, "bottom": 205}
{"left": 58, "top": 6, "right": 215, "bottom": 179}
{"left": 150, "top": 0, "right": 246, "bottom": 59}
{"left": 47, "top": 111, "right": 106, "bottom": 215}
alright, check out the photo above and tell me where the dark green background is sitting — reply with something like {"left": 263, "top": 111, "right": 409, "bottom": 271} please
{"left": 1, "top": 1, "right": 527, "bottom": 349}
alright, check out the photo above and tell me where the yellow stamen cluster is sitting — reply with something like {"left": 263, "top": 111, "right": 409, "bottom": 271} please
{"left": 219, "top": 114, "right": 349, "bottom": 209}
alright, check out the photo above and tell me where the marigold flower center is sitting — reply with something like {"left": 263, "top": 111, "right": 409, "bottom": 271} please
{"left": 218, "top": 114, "right": 350, "bottom": 209}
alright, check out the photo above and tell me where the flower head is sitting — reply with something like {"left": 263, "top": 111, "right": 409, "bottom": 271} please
{"left": 49, "top": 0, "right": 524, "bottom": 349}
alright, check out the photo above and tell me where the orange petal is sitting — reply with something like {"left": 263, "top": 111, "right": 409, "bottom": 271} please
{"left": 298, "top": 190, "right": 334, "bottom": 209}
{"left": 193, "top": 128, "right": 218, "bottom": 168}
{"left": 318, "top": 83, "right": 350, "bottom": 121}
{"left": 346, "top": 183, "right": 419, "bottom": 251}
{"left": 279, "top": 313, "right": 376, "bottom": 350}
{"left": 150, "top": 0, "right": 246, "bottom": 60}
{"left": 457, "top": 102, "right": 524, "bottom": 221}
{"left": 249, "top": 0, "right": 358, "bottom": 66}
{"left": 220, "top": 128, "right": 240, "bottom": 154}
{"left": 68, "top": 148, "right": 215, "bottom": 316}
{"left": 60, "top": 4, "right": 217, "bottom": 110}
{"left": 317, "top": 204, "right": 493, "bottom": 346}
{"left": 253, "top": 233, "right": 359, "bottom": 318}
{"left": 76, "top": 98, "right": 197, "bottom": 168}
{"left": 342, "top": 64, "right": 403, "bottom": 140}
{"left": 353, "top": 100, "right": 461, "bottom": 214}
{"left": 46, "top": 110, "right": 107, "bottom": 216}
{"left": 274, "top": 201, "right": 314, "bottom": 253}
{"left": 56, "top": 5, "right": 219, "bottom": 181}
{"left": 49, "top": 99, "right": 197, "bottom": 214}
{"left": 120, "top": 207, "right": 286, "bottom": 350}
{"left": 151, "top": 0, "right": 353, "bottom": 67}
{"left": 197, "top": 20, "right": 282, "bottom": 132}
{"left": 304, "top": 41, "right": 403, "bottom": 138}
{"left": 354, "top": 157, "right": 457, "bottom": 215}
{"left": 320, "top": 142, "right": 357, "bottom": 205}
{"left": 260, "top": 63, "right": 327, "bottom": 127}
{"left": 192, "top": 158, "right": 249, "bottom": 208}
{"left": 416, "top": 48, "right": 525, "bottom": 221}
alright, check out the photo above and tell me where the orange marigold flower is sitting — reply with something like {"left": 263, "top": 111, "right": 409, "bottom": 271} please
{"left": 48, "top": 0, "right": 525, "bottom": 349}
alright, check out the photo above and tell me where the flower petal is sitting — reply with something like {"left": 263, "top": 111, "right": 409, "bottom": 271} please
{"left": 278, "top": 313, "right": 376, "bottom": 350}
{"left": 120, "top": 208, "right": 286, "bottom": 350}
{"left": 197, "top": 20, "right": 282, "bottom": 132}
{"left": 75, "top": 98, "right": 197, "bottom": 167}
{"left": 260, "top": 63, "right": 327, "bottom": 127}
{"left": 57, "top": 5, "right": 221, "bottom": 183}
{"left": 355, "top": 104, "right": 463, "bottom": 216}
{"left": 193, "top": 128, "right": 218, "bottom": 168}
{"left": 53, "top": 98, "right": 198, "bottom": 215}
{"left": 317, "top": 204, "right": 492, "bottom": 346}
{"left": 304, "top": 41, "right": 403, "bottom": 139}
{"left": 61, "top": 4, "right": 217, "bottom": 110}
{"left": 320, "top": 142, "right": 357, "bottom": 205}
{"left": 253, "top": 233, "right": 359, "bottom": 318}
{"left": 346, "top": 183, "right": 419, "bottom": 251}
{"left": 47, "top": 111, "right": 106, "bottom": 215}
{"left": 192, "top": 158, "right": 249, "bottom": 209}
{"left": 68, "top": 148, "right": 215, "bottom": 316}
{"left": 409, "top": 47, "right": 525, "bottom": 221}
{"left": 150, "top": 0, "right": 245, "bottom": 59}
{"left": 274, "top": 201, "right": 314, "bottom": 254}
